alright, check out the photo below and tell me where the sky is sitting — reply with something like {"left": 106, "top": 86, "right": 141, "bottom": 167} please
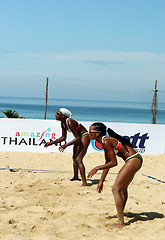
{"left": 1, "top": 0, "right": 165, "bottom": 102}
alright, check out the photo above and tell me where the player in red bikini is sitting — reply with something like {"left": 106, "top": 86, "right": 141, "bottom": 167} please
{"left": 44, "top": 108, "right": 90, "bottom": 186}
{"left": 87, "top": 122, "right": 143, "bottom": 228}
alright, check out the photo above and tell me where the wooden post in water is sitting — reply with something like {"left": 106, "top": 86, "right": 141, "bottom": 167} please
{"left": 44, "top": 78, "right": 49, "bottom": 120}
{"left": 153, "top": 80, "right": 158, "bottom": 124}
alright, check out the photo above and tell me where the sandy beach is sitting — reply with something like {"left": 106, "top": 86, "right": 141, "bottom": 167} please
{"left": 0, "top": 151, "right": 165, "bottom": 240}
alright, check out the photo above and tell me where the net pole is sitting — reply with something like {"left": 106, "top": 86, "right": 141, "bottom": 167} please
{"left": 44, "top": 78, "right": 49, "bottom": 120}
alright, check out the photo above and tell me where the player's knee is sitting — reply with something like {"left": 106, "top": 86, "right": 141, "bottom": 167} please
{"left": 112, "top": 185, "right": 120, "bottom": 194}
{"left": 72, "top": 157, "right": 78, "bottom": 166}
{"left": 76, "top": 157, "right": 82, "bottom": 165}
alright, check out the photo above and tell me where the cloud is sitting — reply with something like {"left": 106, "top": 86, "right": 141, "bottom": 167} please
{"left": 84, "top": 60, "right": 126, "bottom": 66}
{"left": 0, "top": 48, "right": 11, "bottom": 54}
{"left": 1, "top": 50, "right": 165, "bottom": 95}
{"left": 7, "top": 49, "right": 165, "bottom": 65}
{"left": 36, "top": 50, "right": 165, "bottom": 70}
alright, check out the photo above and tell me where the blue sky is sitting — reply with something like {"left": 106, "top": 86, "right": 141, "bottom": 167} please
{"left": 1, "top": 0, "right": 165, "bottom": 102}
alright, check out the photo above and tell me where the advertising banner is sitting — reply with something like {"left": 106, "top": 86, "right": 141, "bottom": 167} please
{"left": 0, "top": 119, "right": 165, "bottom": 155}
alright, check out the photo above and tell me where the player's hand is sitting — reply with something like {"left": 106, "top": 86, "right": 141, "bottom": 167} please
{"left": 97, "top": 182, "right": 103, "bottom": 193}
{"left": 87, "top": 167, "right": 98, "bottom": 178}
{"left": 58, "top": 144, "right": 66, "bottom": 152}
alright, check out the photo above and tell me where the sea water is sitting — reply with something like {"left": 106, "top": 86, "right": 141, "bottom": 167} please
{"left": 0, "top": 96, "right": 165, "bottom": 124}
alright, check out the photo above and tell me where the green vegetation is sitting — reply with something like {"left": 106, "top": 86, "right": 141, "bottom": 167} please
{"left": 2, "top": 110, "right": 26, "bottom": 119}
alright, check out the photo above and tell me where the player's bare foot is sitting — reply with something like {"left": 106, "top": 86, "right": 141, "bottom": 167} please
{"left": 110, "top": 223, "right": 125, "bottom": 229}
{"left": 81, "top": 183, "right": 88, "bottom": 186}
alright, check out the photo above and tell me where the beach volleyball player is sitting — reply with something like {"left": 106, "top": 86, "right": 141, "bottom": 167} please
{"left": 87, "top": 122, "right": 143, "bottom": 228}
{"left": 44, "top": 108, "right": 90, "bottom": 186}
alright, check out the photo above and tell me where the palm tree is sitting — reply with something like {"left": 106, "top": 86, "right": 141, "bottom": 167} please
{"left": 2, "top": 110, "right": 26, "bottom": 118}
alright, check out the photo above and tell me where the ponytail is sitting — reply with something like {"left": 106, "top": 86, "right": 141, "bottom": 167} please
{"left": 106, "top": 127, "right": 132, "bottom": 152}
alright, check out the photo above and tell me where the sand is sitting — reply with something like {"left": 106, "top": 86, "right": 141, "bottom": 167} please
{"left": 0, "top": 151, "right": 165, "bottom": 240}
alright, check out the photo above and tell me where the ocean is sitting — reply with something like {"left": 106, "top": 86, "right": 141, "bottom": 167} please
{"left": 0, "top": 96, "right": 165, "bottom": 125}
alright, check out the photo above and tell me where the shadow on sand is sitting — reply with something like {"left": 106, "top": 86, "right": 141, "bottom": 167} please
{"left": 107, "top": 212, "right": 164, "bottom": 225}
{"left": 87, "top": 179, "right": 108, "bottom": 186}
{"left": 87, "top": 179, "right": 100, "bottom": 186}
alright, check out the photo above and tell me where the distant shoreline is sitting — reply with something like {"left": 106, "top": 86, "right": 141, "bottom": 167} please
{"left": 0, "top": 96, "right": 165, "bottom": 124}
